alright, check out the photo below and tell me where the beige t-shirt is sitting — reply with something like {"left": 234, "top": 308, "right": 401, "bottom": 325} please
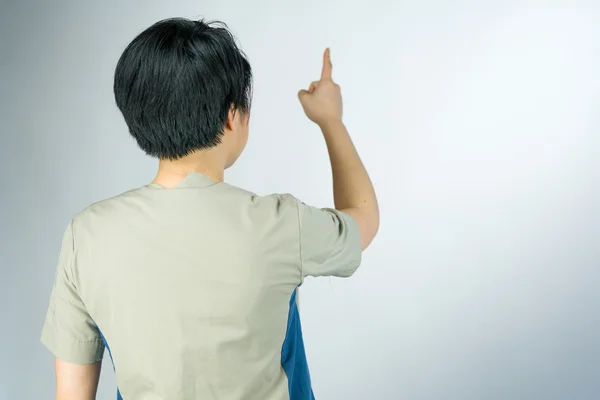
{"left": 41, "top": 172, "right": 362, "bottom": 400}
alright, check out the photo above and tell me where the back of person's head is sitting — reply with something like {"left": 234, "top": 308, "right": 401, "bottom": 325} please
{"left": 114, "top": 18, "right": 252, "bottom": 160}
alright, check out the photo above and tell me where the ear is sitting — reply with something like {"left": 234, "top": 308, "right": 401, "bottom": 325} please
{"left": 224, "top": 106, "right": 236, "bottom": 132}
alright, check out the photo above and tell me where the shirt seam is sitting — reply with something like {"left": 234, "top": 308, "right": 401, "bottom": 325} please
{"left": 294, "top": 198, "right": 304, "bottom": 285}
{"left": 44, "top": 323, "right": 104, "bottom": 344}
{"left": 66, "top": 218, "right": 77, "bottom": 285}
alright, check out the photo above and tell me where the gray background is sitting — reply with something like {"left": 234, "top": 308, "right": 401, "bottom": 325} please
{"left": 1, "top": 0, "right": 599, "bottom": 399}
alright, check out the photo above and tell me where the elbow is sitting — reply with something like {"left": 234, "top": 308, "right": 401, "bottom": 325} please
{"left": 360, "top": 207, "right": 380, "bottom": 251}
{"left": 372, "top": 207, "right": 380, "bottom": 237}
{"left": 341, "top": 206, "right": 379, "bottom": 251}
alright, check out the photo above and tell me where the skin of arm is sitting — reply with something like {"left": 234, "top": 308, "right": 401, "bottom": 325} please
{"left": 55, "top": 358, "right": 102, "bottom": 400}
{"left": 298, "top": 48, "right": 380, "bottom": 250}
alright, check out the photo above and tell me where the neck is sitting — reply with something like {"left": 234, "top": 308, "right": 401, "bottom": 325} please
{"left": 152, "top": 149, "right": 226, "bottom": 188}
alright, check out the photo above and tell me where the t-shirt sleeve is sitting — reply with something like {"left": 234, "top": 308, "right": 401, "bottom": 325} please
{"left": 40, "top": 220, "right": 105, "bottom": 364}
{"left": 295, "top": 199, "right": 363, "bottom": 278}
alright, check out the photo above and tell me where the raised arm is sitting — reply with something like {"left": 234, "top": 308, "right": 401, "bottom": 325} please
{"left": 298, "top": 48, "right": 379, "bottom": 250}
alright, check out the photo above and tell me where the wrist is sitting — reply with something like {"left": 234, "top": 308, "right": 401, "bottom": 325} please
{"left": 318, "top": 117, "right": 344, "bottom": 132}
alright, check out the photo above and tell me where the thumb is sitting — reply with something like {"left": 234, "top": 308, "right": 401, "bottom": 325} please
{"left": 298, "top": 89, "right": 310, "bottom": 101}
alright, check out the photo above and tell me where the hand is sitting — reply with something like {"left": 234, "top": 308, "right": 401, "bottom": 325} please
{"left": 298, "top": 48, "right": 343, "bottom": 127}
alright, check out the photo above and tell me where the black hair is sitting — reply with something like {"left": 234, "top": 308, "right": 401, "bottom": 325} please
{"left": 114, "top": 18, "right": 252, "bottom": 159}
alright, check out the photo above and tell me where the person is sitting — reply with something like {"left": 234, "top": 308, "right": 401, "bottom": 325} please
{"left": 40, "top": 17, "right": 379, "bottom": 400}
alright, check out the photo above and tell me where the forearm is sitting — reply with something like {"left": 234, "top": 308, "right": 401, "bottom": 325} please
{"left": 320, "top": 119, "right": 379, "bottom": 248}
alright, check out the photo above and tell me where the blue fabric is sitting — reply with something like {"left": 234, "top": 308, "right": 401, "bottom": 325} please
{"left": 99, "top": 329, "right": 123, "bottom": 400}
{"left": 281, "top": 288, "right": 315, "bottom": 400}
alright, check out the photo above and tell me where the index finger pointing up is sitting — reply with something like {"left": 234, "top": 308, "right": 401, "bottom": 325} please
{"left": 321, "top": 47, "right": 333, "bottom": 81}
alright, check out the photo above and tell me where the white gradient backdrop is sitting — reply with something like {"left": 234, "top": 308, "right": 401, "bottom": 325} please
{"left": 1, "top": 1, "right": 599, "bottom": 399}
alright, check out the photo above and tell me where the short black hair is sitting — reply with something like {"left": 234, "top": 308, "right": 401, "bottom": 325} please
{"left": 114, "top": 18, "right": 252, "bottom": 159}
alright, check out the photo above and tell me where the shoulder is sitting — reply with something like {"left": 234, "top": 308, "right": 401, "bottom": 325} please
{"left": 214, "top": 183, "right": 300, "bottom": 214}
{"left": 215, "top": 185, "right": 303, "bottom": 234}
{"left": 248, "top": 192, "right": 300, "bottom": 221}
{"left": 70, "top": 187, "right": 145, "bottom": 231}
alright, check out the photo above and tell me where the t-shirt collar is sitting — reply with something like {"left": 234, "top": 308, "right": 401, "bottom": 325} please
{"left": 148, "top": 172, "right": 219, "bottom": 189}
